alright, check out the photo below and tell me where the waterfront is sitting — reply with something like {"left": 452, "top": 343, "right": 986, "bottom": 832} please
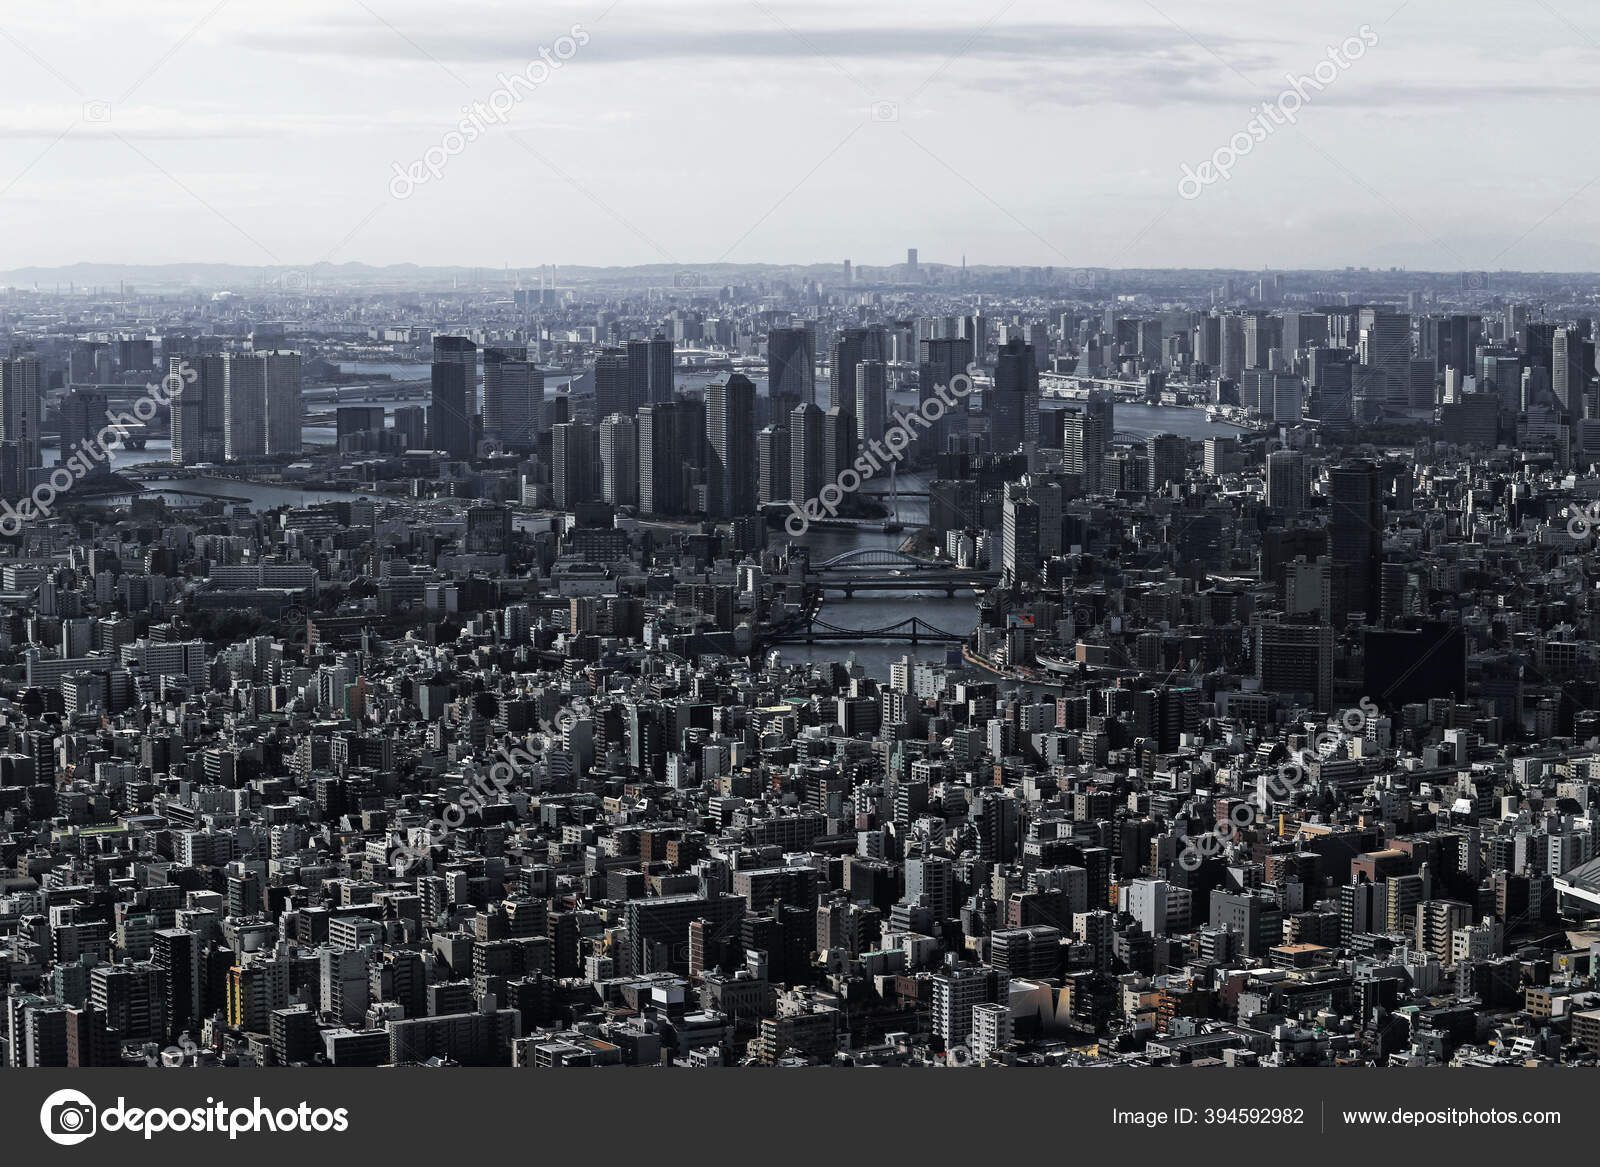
{"left": 95, "top": 395, "right": 1246, "bottom": 680}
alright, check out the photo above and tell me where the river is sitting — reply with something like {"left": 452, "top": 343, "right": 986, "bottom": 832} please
{"left": 101, "top": 375, "right": 1247, "bottom": 679}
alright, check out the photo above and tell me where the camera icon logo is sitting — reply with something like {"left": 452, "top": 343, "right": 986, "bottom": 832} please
{"left": 82, "top": 101, "right": 112, "bottom": 123}
{"left": 870, "top": 99, "right": 899, "bottom": 122}
{"left": 40, "top": 1089, "right": 97, "bottom": 1146}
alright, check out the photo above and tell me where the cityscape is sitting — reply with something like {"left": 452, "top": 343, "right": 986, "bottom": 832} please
{"left": 3, "top": 264, "right": 1600, "bottom": 1071}
{"left": 4, "top": 0, "right": 1600, "bottom": 1092}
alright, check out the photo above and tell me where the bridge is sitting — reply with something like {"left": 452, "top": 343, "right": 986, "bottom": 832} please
{"left": 806, "top": 549, "right": 998, "bottom": 595}
{"left": 808, "top": 572, "right": 996, "bottom": 598}
{"left": 303, "top": 380, "right": 429, "bottom": 403}
{"left": 72, "top": 475, "right": 252, "bottom": 505}
{"left": 814, "top": 548, "right": 942, "bottom": 570}
{"left": 142, "top": 488, "right": 253, "bottom": 506}
{"left": 766, "top": 615, "right": 968, "bottom": 644}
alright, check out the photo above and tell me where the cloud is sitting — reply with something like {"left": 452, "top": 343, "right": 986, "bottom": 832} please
{"left": 239, "top": 17, "right": 1283, "bottom": 75}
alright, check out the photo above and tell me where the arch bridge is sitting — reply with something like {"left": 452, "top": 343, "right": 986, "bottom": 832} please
{"left": 814, "top": 548, "right": 938, "bottom": 570}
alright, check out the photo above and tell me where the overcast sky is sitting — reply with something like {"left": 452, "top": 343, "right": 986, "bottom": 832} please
{"left": 2, "top": 0, "right": 1597, "bottom": 271}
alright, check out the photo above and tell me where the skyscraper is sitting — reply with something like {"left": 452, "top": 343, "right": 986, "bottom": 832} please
{"left": 829, "top": 328, "right": 867, "bottom": 412}
{"left": 1439, "top": 313, "right": 1480, "bottom": 376}
{"left": 393, "top": 405, "right": 427, "bottom": 450}
{"left": 768, "top": 327, "right": 815, "bottom": 411}
{"left": 1242, "top": 312, "right": 1280, "bottom": 370}
{"left": 594, "top": 347, "right": 633, "bottom": 418}
{"left": 429, "top": 361, "right": 472, "bottom": 459}
{"left": 197, "top": 353, "right": 227, "bottom": 461}
{"left": 989, "top": 338, "right": 1038, "bottom": 455}
{"left": 1358, "top": 309, "right": 1411, "bottom": 408}
{"left": 551, "top": 421, "right": 597, "bottom": 509}
{"left": 626, "top": 333, "right": 675, "bottom": 405}
{"left": 261, "top": 350, "right": 301, "bottom": 457}
{"left": 60, "top": 389, "right": 111, "bottom": 476}
{"left": 789, "top": 402, "right": 825, "bottom": 505}
{"left": 1309, "top": 350, "right": 1354, "bottom": 422}
{"left": 496, "top": 360, "right": 544, "bottom": 449}
{"left": 1328, "top": 459, "right": 1383, "bottom": 619}
{"left": 170, "top": 377, "right": 201, "bottom": 467}
{"left": 638, "top": 403, "right": 672, "bottom": 517}
{"left": 1265, "top": 449, "right": 1307, "bottom": 515}
{"left": 855, "top": 360, "right": 888, "bottom": 447}
{"left": 1219, "top": 314, "right": 1246, "bottom": 381}
{"left": 223, "top": 352, "right": 265, "bottom": 461}
{"left": 1148, "top": 433, "right": 1188, "bottom": 494}
{"left": 1552, "top": 325, "right": 1592, "bottom": 422}
{"left": 1522, "top": 321, "right": 1557, "bottom": 384}
{"left": 639, "top": 400, "right": 703, "bottom": 517}
{"left": 481, "top": 344, "right": 528, "bottom": 442}
{"left": 824, "top": 406, "right": 856, "bottom": 488}
{"left": 965, "top": 314, "right": 990, "bottom": 364}
{"left": 598, "top": 414, "right": 638, "bottom": 508}
{"left": 707, "top": 374, "right": 757, "bottom": 519}
{"left": 1002, "top": 486, "right": 1040, "bottom": 583}
{"left": 919, "top": 336, "right": 973, "bottom": 456}
{"left": 1256, "top": 619, "right": 1334, "bottom": 711}
{"left": 168, "top": 354, "right": 224, "bottom": 464}
{"left": 432, "top": 335, "right": 478, "bottom": 419}
{"left": 151, "top": 928, "right": 200, "bottom": 1043}
{"left": 1193, "top": 314, "right": 1222, "bottom": 370}
{"left": 0, "top": 356, "right": 41, "bottom": 496}
{"left": 758, "top": 423, "right": 791, "bottom": 505}
{"left": 1061, "top": 405, "right": 1108, "bottom": 494}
